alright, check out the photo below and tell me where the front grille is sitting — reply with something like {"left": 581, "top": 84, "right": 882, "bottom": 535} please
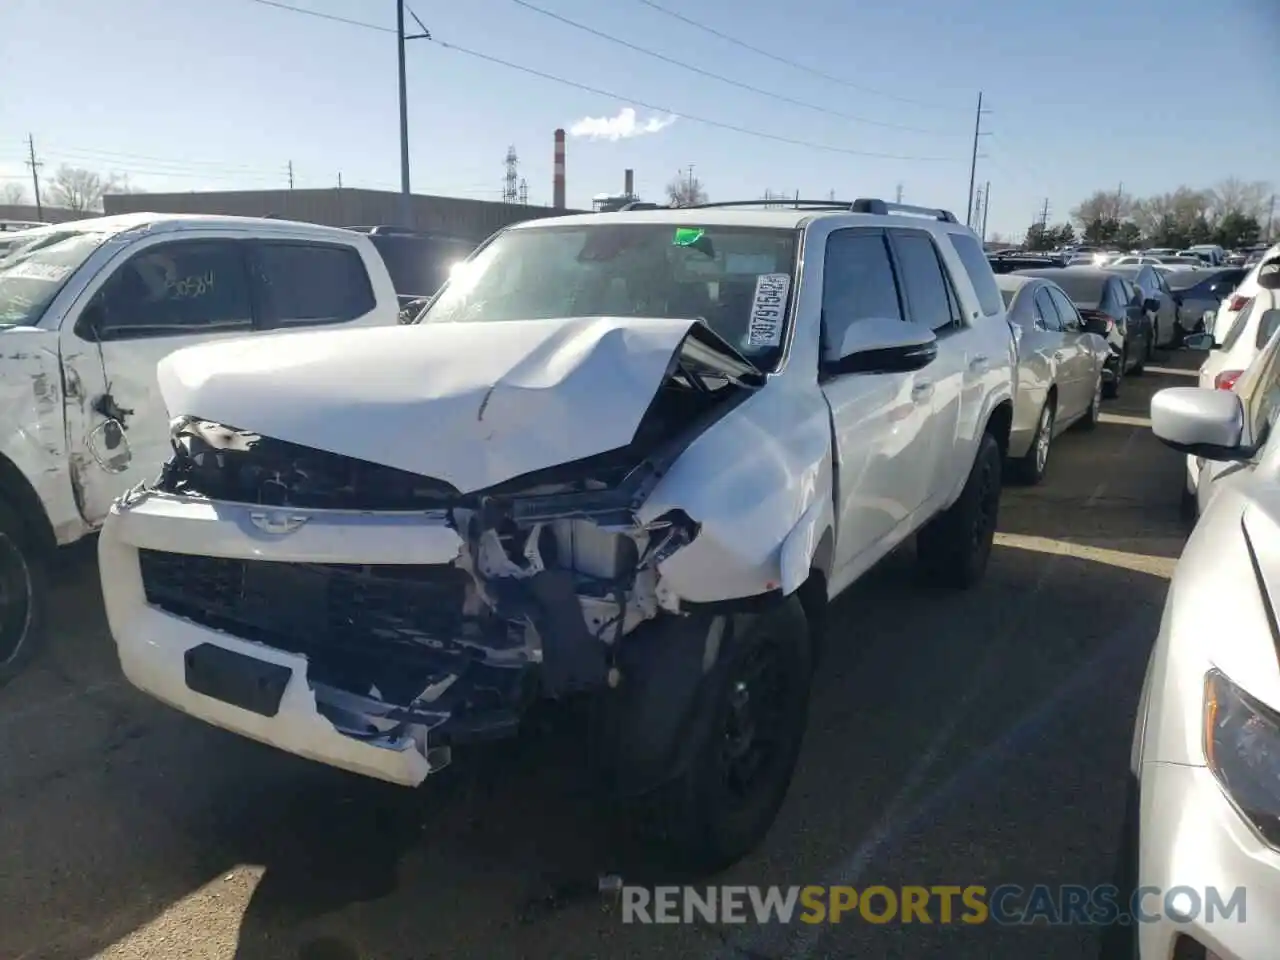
{"left": 138, "top": 549, "right": 502, "bottom": 698}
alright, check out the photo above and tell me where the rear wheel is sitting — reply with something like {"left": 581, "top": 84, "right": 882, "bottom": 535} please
{"left": 0, "top": 499, "right": 48, "bottom": 686}
{"left": 1012, "top": 399, "right": 1054, "bottom": 485}
{"left": 917, "top": 432, "right": 1002, "bottom": 589}
{"left": 1103, "top": 354, "right": 1124, "bottom": 399}
{"left": 1131, "top": 339, "right": 1147, "bottom": 375}
{"left": 1079, "top": 372, "right": 1103, "bottom": 430}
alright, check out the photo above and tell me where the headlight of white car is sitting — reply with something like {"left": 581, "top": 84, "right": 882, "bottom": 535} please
{"left": 1205, "top": 669, "right": 1280, "bottom": 846}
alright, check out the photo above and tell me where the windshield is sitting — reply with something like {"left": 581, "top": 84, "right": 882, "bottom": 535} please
{"left": 0, "top": 230, "right": 109, "bottom": 326}
{"left": 369, "top": 234, "right": 476, "bottom": 299}
{"left": 1039, "top": 273, "right": 1105, "bottom": 307}
{"left": 419, "top": 222, "right": 800, "bottom": 370}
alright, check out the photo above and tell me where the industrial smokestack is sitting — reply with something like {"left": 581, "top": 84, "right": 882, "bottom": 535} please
{"left": 553, "top": 129, "right": 566, "bottom": 209}
{"left": 624, "top": 168, "right": 634, "bottom": 199}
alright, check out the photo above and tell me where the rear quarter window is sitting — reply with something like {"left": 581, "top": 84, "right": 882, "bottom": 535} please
{"left": 252, "top": 241, "right": 376, "bottom": 327}
{"left": 946, "top": 232, "right": 1003, "bottom": 316}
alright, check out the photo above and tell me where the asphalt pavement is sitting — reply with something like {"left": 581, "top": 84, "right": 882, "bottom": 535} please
{"left": 0, "top": 353, "right": 1197, "bottom": 960}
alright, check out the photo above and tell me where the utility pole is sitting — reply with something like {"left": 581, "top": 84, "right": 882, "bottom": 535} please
{"left": 287, "top": 161, "right": 294, "bottom": 189}
{"left": 895, "top": 183, "right": 903, "bottom": 203}
{"left": 397, "top": 0, "right": 431, "bottom": 226}
{"left": 337, "top": 172, "right": 343, "bottom": 188}
{"left": 972, "top": 185, "right": 984, "bottom": 232}
{"left": 25, "top": 134, "right": 43, "bottom": 220}
{"left": 981, "top": 180, "right": 990, "bottom": 242}
{"left": 965, "top": 91, "right": 991, "bottom": 228}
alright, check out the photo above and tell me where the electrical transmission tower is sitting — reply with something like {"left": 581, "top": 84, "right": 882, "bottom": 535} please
{"left": 518, "top": 178, "right": 528, "bottom": 205}
{"left": 503, "top": 146, "right": 519, "bottom": 203}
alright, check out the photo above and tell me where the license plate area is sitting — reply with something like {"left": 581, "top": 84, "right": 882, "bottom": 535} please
{"left": 183, "top": 643, "right": 293, "bottom": 717}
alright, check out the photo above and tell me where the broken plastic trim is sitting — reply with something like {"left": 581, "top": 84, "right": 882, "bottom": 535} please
{"left": 132, "top": 320, "right": 762, "bottom": 761}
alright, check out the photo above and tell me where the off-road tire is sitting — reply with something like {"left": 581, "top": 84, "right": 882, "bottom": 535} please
{"left": 916, "top": 432, "right": 1002, "bottom": 589}
{"left": 0, "top": 498, "right": 48, "bottom": 686}
{"left": 1012, "top": 398, "right": 1054, "bottom": 485}
{"left": 635, "top": 598, "right": 812, "bottom": 873}
{"left": 1080, "top": 372, "right": 1103, "bottom": 430}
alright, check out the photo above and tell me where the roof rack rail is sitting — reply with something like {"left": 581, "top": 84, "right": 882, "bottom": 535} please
{"left": 682, "top": 199, "right": 854, "bottom": 210}
{"left": 849, "top": 198, "right": 958, "bottom": 223}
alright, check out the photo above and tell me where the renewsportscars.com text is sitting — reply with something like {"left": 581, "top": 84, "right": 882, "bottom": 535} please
{"left": 619, "top": 884, "right": 1247, "bottom": 926}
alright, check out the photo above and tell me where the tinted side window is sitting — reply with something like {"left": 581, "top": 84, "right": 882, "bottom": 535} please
{"left": 947, "top": 231, "right": 1003, "bottom": 316}
{"left": 90, "top": 240, "right": 252, "bottom": 340}
{"left": 1033, "top": 288, "right": 1062, "bottom": 330}
{"left": 1047, "top": 287, "right": 1081, "bottom": 329}
{"left": 821, "top": 230, "right": 901, "bottom": 349}
{"left": 1221, "top": 298, "right": 1255, "bottom": 351}
{"left": 892, "top": 231, "right": 961, "bottom": 332}
{"left": 252, "top": 242, "right": 376, "bottom": 327}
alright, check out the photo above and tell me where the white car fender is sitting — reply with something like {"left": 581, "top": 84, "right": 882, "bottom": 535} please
{"left": 0, "top": 330, "right": 86, "bottom": 544}
{"left": 637, "top": 384, "right": 833, "bottom": 605}
{"left": 778, "top": 493, "right": 835, "bottom": 596}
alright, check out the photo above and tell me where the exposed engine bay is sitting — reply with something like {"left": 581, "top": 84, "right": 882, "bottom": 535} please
{"left": 140, "top": 338, "right": 761, "bottom": 750}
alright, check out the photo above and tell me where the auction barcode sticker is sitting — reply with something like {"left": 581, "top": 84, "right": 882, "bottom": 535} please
{"left": 746, "top": 273, "right": 790, "bottom": 347}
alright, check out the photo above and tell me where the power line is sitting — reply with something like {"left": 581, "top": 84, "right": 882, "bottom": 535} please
{"left": 244, "top": 0, "right": 960, "bottom": 163}
{"left": 508, "top": 0, "right": 960, "bottom": 135}
{"left": 632, "top": 0, "right": 957, "bottom": 110}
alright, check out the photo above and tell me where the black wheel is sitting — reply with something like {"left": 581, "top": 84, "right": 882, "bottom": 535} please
{"left": 0, "top": 499, "right": 48, "bottom": 686}
{"left": 1012, "top": 398, "right": 1054, "bottom": 485}
{"left": 636, "top": 599, "right": 812, "bottom": 873}
{"left": 916, "top": 432, "right": 1002, "bottom": 589}
{"left": 1080, "top": 372, "right": 1103, "bottom": 430}
{"left": 1104, "top": 354, "right": 1124, "bottom": 399}
{"left": 1131, "top": 339, "right": 1146, "bottom": 375}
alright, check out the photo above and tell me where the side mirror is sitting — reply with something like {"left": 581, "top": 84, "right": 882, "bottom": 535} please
{"left": 1184, "top": 332, "right": 1217, "bottom": 351}
{"left": 1143, "top": 297, "right": 1160, "bottom": 314}
{"left": 1150, "top": 387, "right": 1250, "bottom": 461}
{"left": 1259, "top": 308, "right": 1280, "bottom": 347}
{"left": 824, "top": 317, "right": 937, "bottom": 376}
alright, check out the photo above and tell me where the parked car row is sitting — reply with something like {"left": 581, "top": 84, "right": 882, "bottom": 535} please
{"left": 0, "top": 199, "right": 1175, "bottom": 873}
{"left": 1128, "top": 243, "right": 1280, "bottom": 960}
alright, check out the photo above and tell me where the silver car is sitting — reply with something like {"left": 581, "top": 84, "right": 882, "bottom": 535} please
{"left": 996, "top": 274, "right": 1110, "bottom": 483}
{"left": 1131, "top": 360, "right": 1280, "bottom": 959}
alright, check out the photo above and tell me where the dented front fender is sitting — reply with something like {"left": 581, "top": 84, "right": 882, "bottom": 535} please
{"left": 637, "top": 382, "right": 832, "bottom": 604}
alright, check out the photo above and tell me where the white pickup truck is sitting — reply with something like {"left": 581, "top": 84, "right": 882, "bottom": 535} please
{"left": 0, "top": 213, "right": 402, "bottom": 681}
{"left": 100, "top": 199, "right": 1017, "bottom": 869}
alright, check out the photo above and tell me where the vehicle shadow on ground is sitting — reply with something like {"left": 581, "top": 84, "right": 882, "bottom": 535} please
{"left": 214, "top": 535, "right": 1173, "bottom": 960}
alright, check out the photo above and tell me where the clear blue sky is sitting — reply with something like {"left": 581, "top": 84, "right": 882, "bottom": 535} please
{"left": 3, "top": 0, "right": 1278, "bottom": 238}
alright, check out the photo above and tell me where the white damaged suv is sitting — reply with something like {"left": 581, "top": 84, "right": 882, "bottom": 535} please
{"left": 99, "top": 199, "right": 1016, "bottom": 869}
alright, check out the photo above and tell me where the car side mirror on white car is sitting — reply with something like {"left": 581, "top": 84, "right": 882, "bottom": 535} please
{"left": 823, "top": 316, "right": 938, "bottom": 377}
{"left": 1150, "top": 387, "right": 1252, "bottom": 462}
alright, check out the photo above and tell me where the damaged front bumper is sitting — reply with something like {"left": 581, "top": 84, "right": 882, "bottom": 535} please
{"left": 100, "top": 485, "right": 695, "bottom": 787}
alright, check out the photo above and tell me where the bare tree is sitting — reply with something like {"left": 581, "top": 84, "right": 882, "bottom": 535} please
{"left": 1070, "top": 189, "right": 1134, "bottom": 228}
{"left": 42, "top": 165, "right": 139, "bottom": 213}
{"left": 1209, "top": 177, "right": 1271, "bottom": 224}
{"left": 0, "top": 183, "right": 25, "bottom": 205}
{"left": 666, "top": 173, "right": 708, "bottom": 207}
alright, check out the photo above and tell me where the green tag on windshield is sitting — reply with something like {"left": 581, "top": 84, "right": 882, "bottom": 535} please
{"left": 673, "top": 227, "right": 705, "bottom": 246}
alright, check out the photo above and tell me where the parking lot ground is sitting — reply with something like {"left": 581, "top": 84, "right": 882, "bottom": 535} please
{"left": 0, "top": 354, "right": 1196, "bottom": 960}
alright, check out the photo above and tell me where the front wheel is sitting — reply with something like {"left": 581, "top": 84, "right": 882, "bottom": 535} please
{"left": 636, "top": 599, "right": 813, "bottom": 872}
{"left": 917, "top": 432, "right": 1002, "bottom": 589}
{"left": 1104, "top": 354, "right": 1124, "bottom": 399}
{"left": 0, "top": 499, "right": 48, "bottom": 687}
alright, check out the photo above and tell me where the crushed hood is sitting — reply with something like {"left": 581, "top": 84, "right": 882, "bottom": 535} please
{"left": 156, "top": 316, "right": 761, "bottom": 493}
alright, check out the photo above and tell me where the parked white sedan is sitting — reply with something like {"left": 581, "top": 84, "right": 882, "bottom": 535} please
{"left": 1130, "top": 364, "right": 1280, "bottom": 959}
{"left": 996, "top": 274, "right": 1110, "bottom": 483}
